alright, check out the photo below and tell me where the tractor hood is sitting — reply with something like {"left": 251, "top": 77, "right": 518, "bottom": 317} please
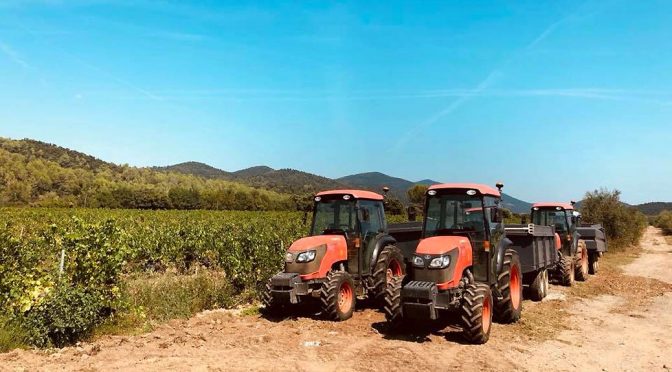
{"left": 285, "top": 235, "right": 348, "bottom": 279}
{"left": 416, "top": 236, "right": 471, "bottom": 256}
{"left": 288, "top": 235, "right": 345, "bottom": 252}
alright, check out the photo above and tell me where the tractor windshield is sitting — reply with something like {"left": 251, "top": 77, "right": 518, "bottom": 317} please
{"left": 532, "top": 209, "right": 570, "bottom": 232}
{"left": 310, "top": 198, "right": 357, "bottom": 236}
{"left": 423, "top": 193, "right": 485, "bottom": 238}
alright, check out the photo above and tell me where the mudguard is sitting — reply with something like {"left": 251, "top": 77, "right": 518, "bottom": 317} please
{"left": 495, "top": 237, "right": 513, "bottom": 275}
{"left": 369, "top": 234, "right": 397, "bottom": 273}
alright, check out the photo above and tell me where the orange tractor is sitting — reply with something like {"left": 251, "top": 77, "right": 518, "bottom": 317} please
{"left": 384, "top": 183, "right": 558, "bottom": 344}
{"left": 531, "top": 202, "right": 604, "bottom": 284}
{"left": 263, "top": 189, "right": 421, "bottom": 321}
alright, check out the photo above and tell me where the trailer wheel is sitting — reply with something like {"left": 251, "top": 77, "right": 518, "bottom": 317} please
{"left": 461, "top": 283, "right": 493, "bottom": 344}
{"left": 575, "top": 240, "right": 589, "bottom": 282}
{"left": 261, "top": 278, "right": 286, "bottom": 316}
{"left": 320, "top": 270, "right": 356, "bottom": 321}
{"left": 559, "top": 254, "right": 575, "bottom": 286}
{"left": 589, "top": 252, "right": 599, "bottom": 275}
{"left": 529, "top": 269, "right": 548, "bottom": 302}
{"left": 383, "top": 275, "right": 404, "bottom": 329}
{"left": 494, "top": 249, "right": 523, "bottom": 323}
{"left": 372, "top": 245, "right": 406, "bottom": 303}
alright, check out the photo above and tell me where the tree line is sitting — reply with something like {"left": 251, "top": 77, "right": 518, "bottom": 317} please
{"left": 0, "top": 139, "right": 294, "bottom": 211}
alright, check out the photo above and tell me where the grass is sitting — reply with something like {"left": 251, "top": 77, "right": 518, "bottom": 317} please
{"left": 93, "top": 270, "right": 240, "bottom": 338}
{"left": 0, "top": 318, "right": 29, "bottom": 353}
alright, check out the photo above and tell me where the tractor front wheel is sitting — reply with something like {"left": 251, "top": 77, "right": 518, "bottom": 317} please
{"left": 461, "top": 283, "right": 493, "bottom": 344}
{"left": 261, "top": 278, "right": 286, "bottom": 317}
{"left": 320, "top": 270, "right": 356, "bottom": 321}
{"left": 575, "top": 240, "right": 589, "bottom": 281}
{"left": 494, "top": 249, "right": 523, "bottom": 323}
{"left": 372, "top": 245, "right": 406, "bottom": 303}
{"left": 383, "top": 275, "right": 404, "bottom": 329}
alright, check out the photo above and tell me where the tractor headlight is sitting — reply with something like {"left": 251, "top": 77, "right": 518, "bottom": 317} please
{"left": 428, "top": 255, "right": 451, "bottom": 269}
{"left": 285, "top": 252, "right": 294, "bottom": 263}
{"left": 412, "top": 255, "right": 424, "bottom": 267}
{"left": 296, "top": 250, "right": 317, "bottom": 263}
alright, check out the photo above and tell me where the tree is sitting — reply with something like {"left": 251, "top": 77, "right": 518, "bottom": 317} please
{"left": 407, "top": 185, "right": 428, "bottom": 205}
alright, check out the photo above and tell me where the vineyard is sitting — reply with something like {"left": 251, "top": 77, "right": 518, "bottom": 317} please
{"left": 0, "top": 208, "right": 320, "bottom": 348}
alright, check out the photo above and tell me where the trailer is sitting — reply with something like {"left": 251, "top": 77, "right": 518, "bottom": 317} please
{"left": 504, "top": 223, "right": 559, "bottom": 301}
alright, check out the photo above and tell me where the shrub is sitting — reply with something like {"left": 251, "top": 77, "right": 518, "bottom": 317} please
{"left": 19, "top": 282, "right": 109, "bottom": 347}
{"left": 580, "top": 189, "right": 648, "bottom": 250}
{"left": 654, "top": 210, "right": 672, "bottom": 234}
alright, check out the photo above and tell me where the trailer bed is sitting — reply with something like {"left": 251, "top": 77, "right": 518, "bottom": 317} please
{"left": 504, "top": 224, "right": 559, "bottom": 277}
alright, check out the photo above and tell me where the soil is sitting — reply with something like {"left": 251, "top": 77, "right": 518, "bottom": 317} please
{"left": 2, "top": 227, "right": 671, "bottom": 372}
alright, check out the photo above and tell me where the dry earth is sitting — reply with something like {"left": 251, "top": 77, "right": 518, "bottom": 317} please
{"left": 2, "top": 227, "right": 672, "bottom": 372}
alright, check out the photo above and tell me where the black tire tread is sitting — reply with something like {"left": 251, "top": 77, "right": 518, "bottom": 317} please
{"left": 461, "top": 283, "right": 492, "bottom": 344}
{"left": 383, "top": 275, "right": 404, "bottom": 328}
{"left": 559, "top": 254, "right": 575, "bottom": 287}
{"left": 372, "top": 245, "right": 406, "bottom": 303}
{"left": 575, "top": 240, "right": 589, "bottom": 282}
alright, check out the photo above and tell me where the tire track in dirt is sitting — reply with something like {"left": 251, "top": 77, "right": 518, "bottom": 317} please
{"left": 2, "top": 227, "right": 671, "bottom": 372}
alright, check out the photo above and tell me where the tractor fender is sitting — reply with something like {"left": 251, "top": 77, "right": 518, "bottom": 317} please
{"left": 369, "top": 234, "right": 398, "bottom": 273}
{"left": 495, "top": 237, "right": 513, "bottom": 275}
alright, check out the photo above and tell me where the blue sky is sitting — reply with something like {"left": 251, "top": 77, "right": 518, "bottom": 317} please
{"left": 0, "top": 0, "right": 671, "bottom": 204}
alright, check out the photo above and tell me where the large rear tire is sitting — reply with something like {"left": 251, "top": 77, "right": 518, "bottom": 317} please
{"left": 529, "top": 269, "right": 548, "bottom": 302}
{"left": 383, "top": 275, "right": 404, "bottom": 329}
{"left": 588, "top": 252, "right": 599, "bottom": 275}
{"left": 461, "top": 283, "right": 493, "bottom": 344}
{"left": 320, "top": 270, "right": 356, "bottom": 321}
{"left": 372, "top": 245, "right": 406, "bottom": 303}
{"left": 494, "top": 249, "right": 523, "bottom": 323}
{"left": 261, "top": 278, "right": 286, "bottom": 316}
{"left": 575, "top": 240, "right": 589, "bottom": 282}
{"left": 559, "top": 254, "right": 575, "bottom": 286}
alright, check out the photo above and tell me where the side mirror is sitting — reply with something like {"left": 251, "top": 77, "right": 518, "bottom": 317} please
{"left": 491, "top": 207, "right": 503, "bottom": 223}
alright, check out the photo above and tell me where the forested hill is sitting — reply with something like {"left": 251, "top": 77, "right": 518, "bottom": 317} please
{"left": 0, "top": 138, "right": 293, "bottom": 210}
{"left": 155, "top": 162, "right": 347, "bottom": 195}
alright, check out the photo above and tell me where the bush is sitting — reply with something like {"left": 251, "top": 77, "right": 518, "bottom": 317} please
{"left": 19, "top": 282, "right": 109, "bottom": 347}
{"left": 580, "top": 189, "right": 648, "bottom": 250}
{"left": 654, "top": 210, "right": 672, "bottom": 234}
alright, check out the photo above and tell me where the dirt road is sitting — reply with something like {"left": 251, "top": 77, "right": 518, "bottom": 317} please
{"left": 2, "top": 227, "right": 672, "bottom": 372}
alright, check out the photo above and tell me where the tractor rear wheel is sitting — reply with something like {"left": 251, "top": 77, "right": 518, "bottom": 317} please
{"left": 529, "top": 269, "right": 548, "bottom": 302}
{"left": 575, "top": 240, "right": 589, "bottom": 281}
{"left": 589, "top": 252, "right": 599, "bottom": 275}
{"left": 559, "top": 253, "right": 575, "bottom": 286}
{"left": 461, "top": 283, "right": 493, "bottom": 344}
{"left": 494, "top": 249, "right": 523, "bottom": 323}
{"left": 383, "top": 275, "right": 404, "bottom": 329}
{"left": 261, "top": 278, "right": 285, "bottom": 316}
{"left": 372, "top": 245, "right": 406, "bottom": 303}
{"left": 320, "top": 270, "right": 356, "bottom": 321}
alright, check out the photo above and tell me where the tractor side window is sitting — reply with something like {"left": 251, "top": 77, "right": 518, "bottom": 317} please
{"left": 359, "top": 200, "right": 384, "bottom": 239}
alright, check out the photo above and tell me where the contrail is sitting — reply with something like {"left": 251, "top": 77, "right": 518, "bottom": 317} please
{"left": 0, "top": 40, "right": 29, "bottom": 68}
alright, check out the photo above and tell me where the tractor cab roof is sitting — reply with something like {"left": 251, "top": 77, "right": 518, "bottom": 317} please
{"left": 532, "top": 202, "right": 575, "bottom": 210}
{"left": 428, "top": 183, "right": 501, "bottom": 197}
{"left": 315, "top": 189, "right": 384, "bottom": 201}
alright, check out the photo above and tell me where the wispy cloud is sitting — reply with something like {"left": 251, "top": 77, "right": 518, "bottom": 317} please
{"left": 392, "top": 3, "right": 590, "bottom": 149}
{"left": 0, "top": 40, "right": 29, "bottom": 68}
